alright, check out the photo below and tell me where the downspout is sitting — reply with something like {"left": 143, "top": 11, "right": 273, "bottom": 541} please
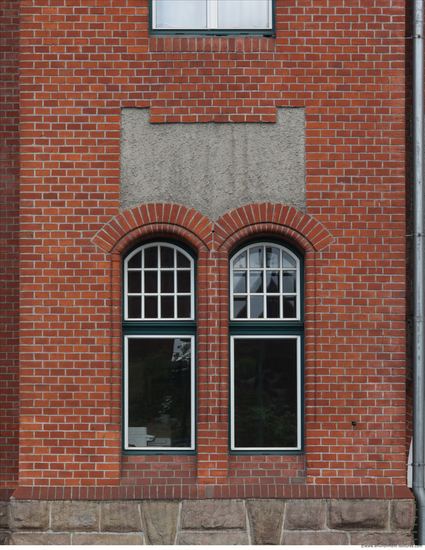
{"left": 412, "top": 0, "right": 425, "bottom": 544}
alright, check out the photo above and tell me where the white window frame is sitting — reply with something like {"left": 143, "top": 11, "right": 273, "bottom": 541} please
{"left": 230, "top": 334, "right": 302, "bottom": 452}
{"left": 124, "top": 243, "right": 195, "bottom": 321}
{"left": 230, "top": 242, "right": 301, "bottom": 321}
{"left": 124, "top": 334, "right": 196, "bottom": 451}
{"left": 151, "top": 0, "right": 273, "bottom": 32}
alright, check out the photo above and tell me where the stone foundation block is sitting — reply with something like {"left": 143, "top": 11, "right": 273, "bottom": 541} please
{"left": 72, "top": 534, "right": 144, "bottom": 545}
{"left": 141, "top": 501, "right": 179, "bottom": 545}
{"left": 9, "top": 533, "right": 71, "bottom": 545}
{"left": 351, "top": 531, "right": 415, "bottom": 545}
{"left": 101, "top": 502, "right": 141, "bottom": 533}
{"left": 284, "top": 500, "right": 326, "bottom": 531}
{"left": 0, "top": 532, "right": 10, "bottom": 545}
{"left": 391, "top": 500, "right": 416, "bottom": 531}
{"left": 181, "top": 500, "right": 245, "bottom": 530}
{"left": 177, "top": 532, "right": 249, "bottom": 545}
{"left": 281, "top": 531, "right": 349, "bottom": 545}
{"left": 0, "top": 503, "right": 8, "bottom": 530}
{"left": 327, "top": 500, "right": 389, "bottom": 531}
{"left": 51, "top": 501, "right": 99, "bottom": 532}
{"left": 246, "top": 500, "right": 284, "bottom": 544}
{"left": 9, "top": 501, "right": 50, "bottom": 532}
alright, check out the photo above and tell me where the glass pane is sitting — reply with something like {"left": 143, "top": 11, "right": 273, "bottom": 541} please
{"left": 250, "top": 296, "right": 264, "bottom": 318}
{"left": 250, "top": 271, "right": 263, "bottom": 294}
{"left": 233, "top": 338, "right": 298, "bottom": 449}
{"left": 177, "top": 296, "right": 191, "bottom": 318}
{"left": 128, "top": 297, "right": 141, "bottom": 319}
{"left": 249, "top": 247, "right": 263, "bottom": 268}
{"left": 144, "top": 271, "right": 157, "bottom": 293}
{"left": 233, "top": 272, "right": 247, "bottom": 294}
{"left": 282, "top": 272, "right": 296, "bottom": 293}
{"left": 177, "top": 271, "right": 191, "bottom": 293}
{"left": 156, "top": 0, "right": 207, "bottom": 29}
{"left": 128, "top": 251, "right": 141, "bottom": 269}
{"left": 266, "top": 271, "right": 279, "bottom": 293}
{"left": 177, "top": 251, "right": 190, "bottom": 268}
{"left": 282, "top": 251, "right": 297, "bottom": 269}
{"left": 160, "top": 246, "right": 174, "bottom": 268}
{"left": 128, "top": 271, "right": 141, "bottom": 294}
{"left": 145, "top": 296, "right": 158, "bottom": 318}
{"left": 218, "top": 0, "right": 270, "bottom": 29}
{"left": 266, "top": 247, "right": 279, "bottom": 268}
{"left": 233, "top": 251, "right": 247, "bottom": 269}
{"left": 161, "top": 296, "right": 174, "bottom": 318}
{"left": 161, "top": 271, "right": 174, "bottom": 293}
{"left": 145, "top": 247, "right": 158, "bottom": 268}
{"left": 233, "top": 297, "right": 247, "bottom": 319}
{"left": 283, "top": 298, "right": 296, "bottom": 318}
{"left": 266, "top": 296, "right": 279, "bottom": 318}
{"left": 127, "top": 338, "right": 192, "bottom": 448}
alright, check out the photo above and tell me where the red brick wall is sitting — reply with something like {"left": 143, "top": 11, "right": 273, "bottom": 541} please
{"left": 8, "top": 0, "right": 411, "bottom": 497}
{"left": 0, "top": 0, "right": 20, "bottom": 493}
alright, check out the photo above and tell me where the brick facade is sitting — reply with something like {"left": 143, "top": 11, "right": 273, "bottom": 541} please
{"left": 0, "top": 0, "right": 416, "bottom": 544}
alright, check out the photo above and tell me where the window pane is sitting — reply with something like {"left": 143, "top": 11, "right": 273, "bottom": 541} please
{"left": 177, "top": 296, "right": 191, "bottom": 318}
{"left": 177, "top": 270, "right": 191, "bottom": 293}
{"left": 282, "top": 272, "right": 296, "bottom": 293}
{"left": 128, "top": 251, "right": 141, "bottom": 269}
{"left": 233, "top": 338, "right": 298, "bottom": 448}
{"left": 156, "top": 0, "right": 207, "bottom": 29}
{"left": 282, "top": 251, "right": 296, "bottom": 269}
{"left": 233, "top": 251, "right": 247, "bottom": 269}
{"left": 161, "top": 271, "right": 174, "bottom": 293}
{"left": 144, "top": 271, "right": 157, "bottom": 293}
{"left": 145, "top": 296, "right": 158, "bottom": 318}
{"left": 177, "top": 251, "right": 190, "bottom": 268}
{"left": 128, "top": 297, "right": 141, "bottom": 319}
{"left": 234, "top": 297, "right": 247, "bottom": 318}
{"left": 160, "top": 246, "right": 174, "bottom": 268}
{"left": 127, "top": 338, "right": 192, "bottom": 448}
{"left": 233, "top": 272, "right": 247, "bottom": 294}
{"left": 266, "top": 296, "right": 279, "bottom": 318}
{"left": 266, "top": 247, "right": 279, "bottom": 268}
{"left": 250, "top": 296, "right": 264, "bottom": 318}
{"left": 249, "top": 247, "right": 263, "bottom": 268}
{"left": 266, "top": 271, "right": 279, "bottom": 293}
{"left": 128, "top": 271, "right": 141, "bottom": 294}
{"left": 145, "top": 247, "right": 158, "bottom": 268}
{"left": 250, "top": 271, "right": 263, "bottom": 294}
{"left": 218, "top": 0, "right": 270, "bottom": 28}
{"left": 161, "top": 296, "right": 174, "bottom": 318}
{"left": 283, "top": 297, "right": 296, "bottom": 318}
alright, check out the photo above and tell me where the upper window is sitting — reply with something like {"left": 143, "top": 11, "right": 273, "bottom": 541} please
{"left": 229, "top": 242, "right": 303, "bottom": 453}
{"left": 123, "top": 242, "right": 196, "bottom": 452}
{"left": 151, "top": 0, "right": 274, "bottom": 34}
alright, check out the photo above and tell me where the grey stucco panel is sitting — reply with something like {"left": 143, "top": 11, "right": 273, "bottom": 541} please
{"left": 120, "top": 108, "right": 306, "bottom": 221}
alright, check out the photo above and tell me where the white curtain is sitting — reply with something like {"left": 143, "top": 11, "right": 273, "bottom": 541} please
{"left": 156, "top": 0, "right": 207, "bottom": 29}
{"left": 218, "top": 0, "right": 270, "bottom": 29}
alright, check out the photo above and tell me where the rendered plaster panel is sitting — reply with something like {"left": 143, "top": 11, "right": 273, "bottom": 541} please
{"left": 120, "top": 108, "right": 306, "bottom": 220}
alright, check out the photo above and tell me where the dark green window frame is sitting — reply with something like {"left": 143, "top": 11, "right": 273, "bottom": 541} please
{"left": 122, "top": 240, "right": 197, "bottom": 455}
{"left": 149, "top": 0, "right": 275, "bottom": 36}
{"left": 229, "top": 240, "right": 304, "bottom": 455}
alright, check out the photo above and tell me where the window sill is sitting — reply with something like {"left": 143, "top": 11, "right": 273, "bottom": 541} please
{"left": 149, "top": 35, "right": 276, "bottom": 53}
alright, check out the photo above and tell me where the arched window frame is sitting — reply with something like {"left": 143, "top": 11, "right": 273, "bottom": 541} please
{"left": 229, "top": 240, "right": 304, "bottom": 454}
{"left": 122, "top": 240, "right": 197, "bottom": 454}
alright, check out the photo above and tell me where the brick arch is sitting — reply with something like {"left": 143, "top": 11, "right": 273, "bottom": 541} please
{"left": 91, "top": 203, "right": 213, "bottom": 254}
{"left": 213, "top": 203, "right": 334, "bottom": 253}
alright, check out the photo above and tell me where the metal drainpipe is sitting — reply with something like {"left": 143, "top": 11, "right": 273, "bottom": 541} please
{"left": 412, "top": 0, "right": 425, "bottom": 544}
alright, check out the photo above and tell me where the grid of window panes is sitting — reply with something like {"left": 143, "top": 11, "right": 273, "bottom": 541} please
{"left": 231, "top": 244, "right": 299, "bottom": 320}
{"left": 153, "top": 0, "right": 273, "bottom": 31}
{"left": 125, "top": 244, "right": 194, "bottom": 320}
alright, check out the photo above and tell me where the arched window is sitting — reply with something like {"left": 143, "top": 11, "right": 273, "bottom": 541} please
{"left": 229, "top": 242, "right": 303, "bottom": 452}
{"left": 123, "top": 242, "right": 196, "bottom": 452}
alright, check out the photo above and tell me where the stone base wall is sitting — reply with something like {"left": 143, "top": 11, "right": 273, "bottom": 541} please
{"left": 1, "top": 499, "right": 415, "bottom": 545}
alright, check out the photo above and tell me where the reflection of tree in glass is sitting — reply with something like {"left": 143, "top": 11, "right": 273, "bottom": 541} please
{"left": 128, "top": 339, "right": 191, "bottom": 446}
{"left": 234, "top": 340, "right": 297, "bottom": 448}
